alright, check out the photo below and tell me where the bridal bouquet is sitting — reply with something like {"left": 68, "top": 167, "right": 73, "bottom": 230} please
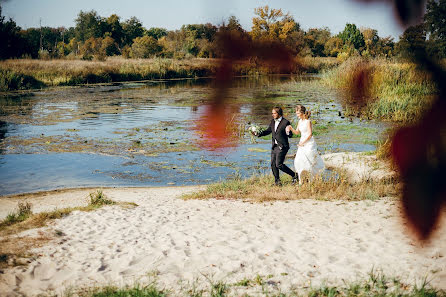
{"left": 248, "top": 124, "right": 264, "bottom": 143}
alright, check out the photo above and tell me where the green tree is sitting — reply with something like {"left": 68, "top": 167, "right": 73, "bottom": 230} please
{"left": 130, "top": 35, "right": 162, "bottom": 58}
{"left": 146, "top": 27, "right": 168, "bottom": 40}
{"left": 225, "top": 15, "right": 245, "bottom": 34}
{"left": 338, "top": 23, "right": 365, "bottom": 51}
{"left": 105, "top": 14, "right": 124, "bottom": 47}
{"left": 424, "top": 0, "right": 446, "bottom": 58}
{"left": 122, "top": 17, "right": 144, "bottom": 46}
{"left": 74, "top": 10, "right": 105, "bottom": 42}
{"left": 396, "top": 24, "right": 426, "bottom": 58}
{"left": 182, "top": 23, "right": 217, "bottom": 41}
{"left": 20, "top": 28, "right": 40, "bottom": 58}
{"left": 0, "top": 6, "right": 25, "bottom": 59}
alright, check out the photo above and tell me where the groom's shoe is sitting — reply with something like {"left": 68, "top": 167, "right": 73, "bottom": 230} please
{"left": 292, "top": 175, "right": 298, "bottom": 185}
{"left": 274, "top": 180, "right": 282, "bottom": 186}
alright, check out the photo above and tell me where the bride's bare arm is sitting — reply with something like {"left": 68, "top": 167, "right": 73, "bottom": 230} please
{"left": 287, "top": 125, "right": 300, "bottom": 135}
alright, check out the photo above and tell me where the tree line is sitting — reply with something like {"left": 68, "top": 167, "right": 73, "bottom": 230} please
{"left": 0, "top": 2, "right": 445, "bottom": 61}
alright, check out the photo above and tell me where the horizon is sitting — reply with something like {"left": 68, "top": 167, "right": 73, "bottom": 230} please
{"left": 1, "top": 0, "right": 414, "bottom": 40}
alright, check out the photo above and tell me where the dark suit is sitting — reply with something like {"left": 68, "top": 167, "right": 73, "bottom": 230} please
{"left": 258, "top": 117, "right": 296, "bottom": 183}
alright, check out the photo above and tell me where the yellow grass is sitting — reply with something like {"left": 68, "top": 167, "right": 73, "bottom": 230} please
{"left": 183, "top": 170, "right": 400, "bottom": 202}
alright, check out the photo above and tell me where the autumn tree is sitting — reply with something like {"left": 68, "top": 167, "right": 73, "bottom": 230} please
{"left": 130, "top": 35, "right": 162, "bottom": 58}
{"left": 251, "top": 6, "right": 298, "bottom": 42}
{"left": 375, "top": 36, "right": 394, "bottom": 57}
{"left": 360, "top": 27, "right": 379, "bottom": 56}
{"left": 324, "top": 36, "right": 344, "bottom": 57}
{"left": 305, "top": 27, "right": 331, "bottom": 56}
{"left": 80, "top": 37, "right": 105, "bottom": 60}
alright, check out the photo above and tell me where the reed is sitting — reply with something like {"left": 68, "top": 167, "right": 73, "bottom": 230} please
{"left": 0, "top": 56, "right": 338, "bottom": 91}
{"left": 322, "top": 57, "right": 439, "bottom": 123}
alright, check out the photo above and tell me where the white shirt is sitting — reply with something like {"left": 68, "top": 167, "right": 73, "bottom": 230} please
{"left": 274, "top": 117, "right": 282, "bottom": 144}
{"left": 274, "top": 117, "right": 282, "bottom": 132}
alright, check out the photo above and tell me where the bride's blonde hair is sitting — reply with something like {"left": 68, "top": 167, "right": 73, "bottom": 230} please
{"left": 296, "top": 105, "right": 311, "bottom": 119}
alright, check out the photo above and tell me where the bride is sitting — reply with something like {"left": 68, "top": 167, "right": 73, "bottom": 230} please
{"left": 286, "top": 105, "right": 325, "bottom": 185}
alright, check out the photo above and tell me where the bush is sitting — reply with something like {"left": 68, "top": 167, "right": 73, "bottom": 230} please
{"left": 0, "top": 69, "right": 44, "bottom": 91}
{"left": 89, "top": 190, "right": 115, "bottom": 206}
{"left": 38, "top": 50, "right": 51, "bottom": 60}
{"left": 130, "top": 36, "right": 162, "bottom": 58}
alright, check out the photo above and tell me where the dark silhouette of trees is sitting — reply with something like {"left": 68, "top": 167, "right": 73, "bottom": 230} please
{"left": 424, "top": 0, "right": 446, "bottom": 58}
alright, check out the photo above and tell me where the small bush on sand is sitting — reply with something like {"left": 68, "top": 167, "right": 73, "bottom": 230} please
{"left": 89, "top": 190, "right": 115, "bottom": 207}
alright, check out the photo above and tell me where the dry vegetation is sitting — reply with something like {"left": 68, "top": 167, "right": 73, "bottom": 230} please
{"left": 0, "top": 56, "right": 339, "bottom": 91}
{"left": 183, "top": 169, "right": 400, "bottom": 202}
{"left": 322, "top": 57, "right": 440, "bottom": 122}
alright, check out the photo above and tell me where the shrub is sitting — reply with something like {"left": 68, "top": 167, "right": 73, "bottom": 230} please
{"left": 130, "top": 36, "right": 162, "bottom": 59}
{"left": 89, "top": 190, "right": 115, "bottom": 206}
{"left": 0, "top": 69, "right": 44, "bottom": 91}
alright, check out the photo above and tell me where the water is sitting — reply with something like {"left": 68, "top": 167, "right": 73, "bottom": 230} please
{"left": 0, "top": 76, "right": 389, "bottom": 196}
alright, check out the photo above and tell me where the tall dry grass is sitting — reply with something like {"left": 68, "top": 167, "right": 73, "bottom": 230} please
{"left": 183, "top": 170, "right": 399, "bottom": 202}
{"left": 0, "top": 56, "right": 339, "bottom": 91}
{"left": 322, "top": 57, "right": 439, "bottom": 123}
{"left": 0, "top": 57, "right": 218, "bottom": 91}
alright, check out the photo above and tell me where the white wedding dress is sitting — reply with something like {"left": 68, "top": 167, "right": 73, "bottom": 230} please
{"left": 294, "top": 119, "right": 325, "bottom": 182}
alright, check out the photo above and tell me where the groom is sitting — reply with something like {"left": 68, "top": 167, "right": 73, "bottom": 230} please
{"left": 255, "top": 106, "right": 298, "bottom": 186}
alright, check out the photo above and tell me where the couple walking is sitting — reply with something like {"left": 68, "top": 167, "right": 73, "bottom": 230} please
{"left": 253, "top": 105, "right": 325, "bottom": 186}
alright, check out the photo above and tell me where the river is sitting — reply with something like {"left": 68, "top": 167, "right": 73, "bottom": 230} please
{"left": 0, "top": 75, "right": 389, "bottom": 196}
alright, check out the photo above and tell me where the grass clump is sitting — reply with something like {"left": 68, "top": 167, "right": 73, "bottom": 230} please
{"left": 307, "top": 270, "right": 445, "bottom": 297}
{"left": 89, "top": 189, "right": 116, "bottom": 207}
{"left": 0, "top": 201, "right": 33, "bottom": 227}
{"left": 83, "top": 283, "right": 168, "bottom": 297}
{"left": 183, "top": 170, "right": 398, "bottom": 202}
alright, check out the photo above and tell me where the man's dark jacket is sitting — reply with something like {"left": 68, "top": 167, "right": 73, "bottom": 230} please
{"left": 258, "top": 118, "right": 293, "bottom": 150}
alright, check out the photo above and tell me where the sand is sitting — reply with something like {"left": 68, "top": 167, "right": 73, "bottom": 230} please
{"left": 0, "top": 185, "right": 445, "bottom": 296}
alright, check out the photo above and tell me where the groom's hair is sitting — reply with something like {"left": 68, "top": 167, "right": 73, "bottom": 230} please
{"left": 272, "top": 106, "right": 283, "bottom": 116}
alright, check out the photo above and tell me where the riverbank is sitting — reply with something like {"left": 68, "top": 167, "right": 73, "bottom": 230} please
{"left": 0, "top": 185, "right": 445, "bottom": 296}
{"left": 0, "top": 56, "right": 339, "bottom": 92}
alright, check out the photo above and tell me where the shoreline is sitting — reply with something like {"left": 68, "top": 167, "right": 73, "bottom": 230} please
{"left": 0, "top": 185, "right": 445, "bottom": 296}
{"left": 0, "top": 151, "right": 397, "bottom": 201}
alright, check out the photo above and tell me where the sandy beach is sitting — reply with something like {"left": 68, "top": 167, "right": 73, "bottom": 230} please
{"left": 0, "top": 185, "right": 445, "bottom": 296}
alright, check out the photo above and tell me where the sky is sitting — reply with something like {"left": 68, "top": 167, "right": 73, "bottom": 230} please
{"left": 1, "top": 0, "right": 408, "bottom": 40}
